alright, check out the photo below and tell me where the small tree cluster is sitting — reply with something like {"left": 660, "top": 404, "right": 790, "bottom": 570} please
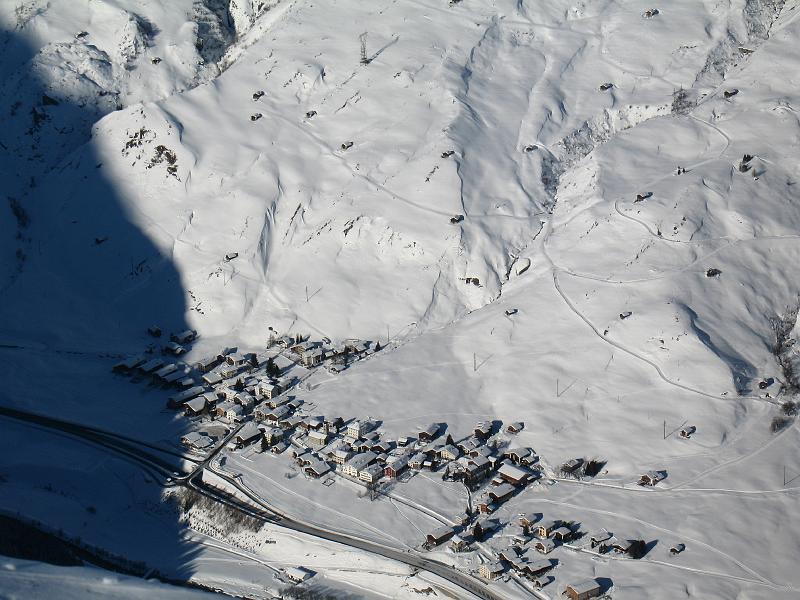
{"left": 266, "top": 357, "right": 280, "bottom": 378}
{"left": 283, "top": 586, "right": 353, "bottom": 600}
{"left": 771, "top": 415, "right": 792, "bottom": 433}
{"left": 8, "top": 197, "right": 30, "bottom": 229}
{"left": 671, "top": 88, "right": 695, "bottom": 115}
{"left": 770, "top": 300, "right": 800, "bottom": 395}
{"left": 170, "top": 488, "right": 263, "bottom": 534}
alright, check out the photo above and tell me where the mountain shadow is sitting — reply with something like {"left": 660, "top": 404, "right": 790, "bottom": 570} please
{"left": 0, "top": 22, "right": 207, "bottom": 592}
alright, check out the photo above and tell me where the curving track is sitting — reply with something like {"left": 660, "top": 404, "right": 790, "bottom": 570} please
{"left": 0, "top": 405, "right": 516, "bottom": 600}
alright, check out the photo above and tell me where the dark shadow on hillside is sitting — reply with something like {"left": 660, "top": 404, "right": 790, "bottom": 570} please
{"left": 0, "top": 25, "right": 203, "bottom": 589}
{"left": 685, "top": 306, "right": 756, "bottom": 395}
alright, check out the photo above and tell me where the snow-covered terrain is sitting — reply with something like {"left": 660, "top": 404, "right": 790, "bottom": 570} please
{"left": 2, "top": 0, "right": 800, "bottom": 598}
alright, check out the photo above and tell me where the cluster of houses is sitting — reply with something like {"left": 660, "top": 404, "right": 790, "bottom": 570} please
{"left": 112, "top": 334, "right": 379, "bottom": 440}
{"left": 269, "top": 334, "right": 379, "bottom": 373}
{"left": 284, "top": 419, "right": 477, "bottom": 484}
{"left": 586, "top": 529, "right": 647, "bottom": 558}
{"left": 113, "top": 332, "right": 633, "bottom": 598}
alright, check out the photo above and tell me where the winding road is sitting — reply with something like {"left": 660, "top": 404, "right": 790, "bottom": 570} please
{"left": 0, "top": 406, "right": 517, "bottom": 600}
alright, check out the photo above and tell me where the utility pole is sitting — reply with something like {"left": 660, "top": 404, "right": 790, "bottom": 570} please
{"left": 473, "top": 353, "right": 477, "bottom": 372}
{"left": 663, "top": 420, "right": 667, "bottom": 440}
{"left": 386, "top": 325, "right": 390, "bottom": 345}
{"left": 305, "top": 285, "right": 309, "bottom": 302}
{"left": 359, "top": 32, "right": 369, "bottom": 65}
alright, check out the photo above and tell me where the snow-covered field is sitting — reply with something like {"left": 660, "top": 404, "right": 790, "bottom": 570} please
{"left": 2, "top": 0, "right": 800, "bottom": 598}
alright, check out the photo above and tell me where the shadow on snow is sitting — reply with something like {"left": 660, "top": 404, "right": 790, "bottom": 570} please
{"left": 0, "top": 23, "right": 205, "bottom": 590}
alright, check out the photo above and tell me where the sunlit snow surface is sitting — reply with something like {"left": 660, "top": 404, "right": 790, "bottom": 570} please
{"left": 1, "top": 0, "right": 800, "bottom": 598}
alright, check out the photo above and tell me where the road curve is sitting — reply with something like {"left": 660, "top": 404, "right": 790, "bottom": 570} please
{"left": 0, "top": 405, "right": 515, "bottom": 600}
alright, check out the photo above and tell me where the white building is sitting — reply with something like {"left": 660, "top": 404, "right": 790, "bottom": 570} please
{"left": 478, "top": 562, "right": 504, "bottom": 580}
{"left": 359, "top": 463, "right": 384, "bottom": 484}
{"left": 332, "top": 448, "right": 352, "bottom": 465}
{"left": 347, "top": 420, "right": 364, "bottom": 439}
{"left": 342, "top": 452, "right": 377, "bottom": 477}
{"left": 285, "top": 567, "right": 314, "bottom": 583}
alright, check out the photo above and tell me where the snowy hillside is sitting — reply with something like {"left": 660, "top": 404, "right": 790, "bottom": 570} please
{"left": 2, "top": 0, "right": 800, "bottom": 598}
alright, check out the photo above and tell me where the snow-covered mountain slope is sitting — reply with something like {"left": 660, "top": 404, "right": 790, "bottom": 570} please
{"left": 2, "top": 0, "right": 800, "bottom": 598}
{"left": 0, "top": 555, "right": 216, "bottom": 600}
{"left": 6, "top": 0, "right": 796, "bottom": 353}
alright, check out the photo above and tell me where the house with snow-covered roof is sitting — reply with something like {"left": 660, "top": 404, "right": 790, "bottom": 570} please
{"left": 359, "top": 463, "right": 384, "bottom": 484}
{"left": 235, "top": 422, "right": 262, "bottom": 446}
{"left": 342, "top": 452, "right": 377, "bottom": 477}
{"left": 307, "top": 429, "right": 328, "bottom": 447}
{"left": 384, "top": 454, "right": 409, "bottom": 478}
{"left": 184, "top": 396, "right": 207, "bottom": 416}
{"left": 565, "top": 579, "right": 602, "bottom": 600}
{"left": 497, "top": 462, "right": 531, "bottom": 486}
{"left": 417, "top": 423, "right": 440, "bottom": 442}
{"left": 304, "top": 458, "right": 331, "bottom": 478}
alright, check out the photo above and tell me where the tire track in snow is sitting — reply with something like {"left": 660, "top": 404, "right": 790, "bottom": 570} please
{"left": 541, "top": 220, "right": 777, "bottom": 407}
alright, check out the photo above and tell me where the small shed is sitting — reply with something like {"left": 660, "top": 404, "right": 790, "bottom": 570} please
{"left": 565, "top": 579, "right": 602, "bottom": 600}
{"left": 590, "top": 529, "right": 612, "bottom": 548}
{"left": 285, "top": 567, "right": 314, "bottom": 583}
{"left": 506, "top": 421, "right": 524, "bottom": 434}
{"left": 639, "top": 470, "right": 665, "bottom": 486}
{"left": 670, "top": 543, "right": 686, "bottom": 555}
{"left": 562, "top": 458, "right": 584, "bottom": 474}
{"left": 164, "top": 342, "right": 186, "bottom": 356}
{"left": 154, "top": 363, "right": 178, "bottom": 379}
